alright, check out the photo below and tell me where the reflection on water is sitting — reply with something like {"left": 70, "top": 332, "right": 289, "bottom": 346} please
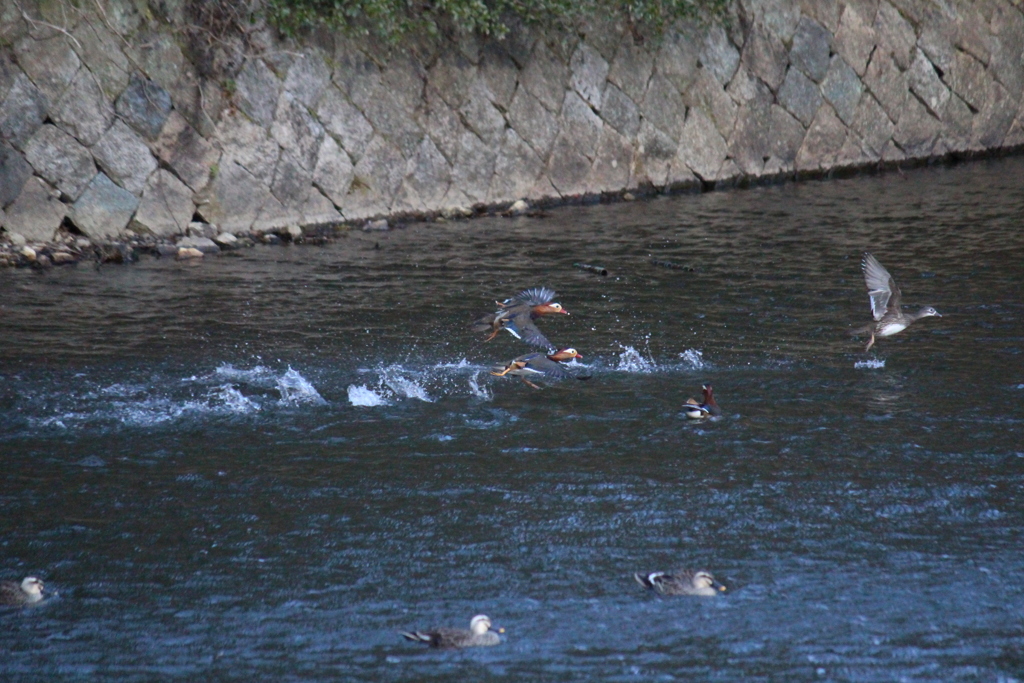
{"left": 2, "top": 157, "right": 1024, "bottom": 680}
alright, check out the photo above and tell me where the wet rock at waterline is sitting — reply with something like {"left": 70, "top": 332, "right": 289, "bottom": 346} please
{"left": 214, "top": 232, "right": 239, "bottom": 249}
{"left": 176, "top": 236, "right": 220, "bottom": 254}
{"left": 176, "top": 247, "right": 204, "bottom": 260}
{"left": 362, "top": 219, "right": 389, "bottom": 232}
{"left": 51, "top": 251, "right": 76, "bottom": 264}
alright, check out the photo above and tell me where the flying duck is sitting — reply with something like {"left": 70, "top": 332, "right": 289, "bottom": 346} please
{"left": 853, "top": 253, "right": 941, "bottom": 351}
{"left": 472, "top": 287, "right": 569, "bottom": 349}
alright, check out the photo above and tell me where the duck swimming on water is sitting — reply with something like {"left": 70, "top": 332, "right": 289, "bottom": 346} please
{"left": 472, "top": 287, "right": 569, "bottom": 349}
{"left": 401, "top": 614, "right": 504, "bottom": 648}
{"left": 634, "top": 569, "right": 726, "bottom": 597}
{"left": 0, "top": 577, "right": 45, "bottom": 606}
{"left": 683, "top": 384, "right": 721, "bottom": 419}
{"left": 853, "top": 253, "right": 941, "bottom": 351}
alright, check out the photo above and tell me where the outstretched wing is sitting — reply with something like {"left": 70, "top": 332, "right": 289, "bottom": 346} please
{"left": 533, "top": 358, "right": 574, "bottom": 380}
{"left": 862, "top": 253, "right": 900, "bottom": 320}
{"left": 506, "top": 315, "right": 553, "bottom": 350}
{"left": 510, "top": 287, "right": 557, "bottom": 307}
{"left": 491, "top": 352, "right": 542, "bottom": 375}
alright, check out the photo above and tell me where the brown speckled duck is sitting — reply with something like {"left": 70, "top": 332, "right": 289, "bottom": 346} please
{"left": 683, "top": 384, "right": 721, "bottom": 419}
{"left": 852, "top": 253, "right": 941, "bottom": 351}
{"left": 634, "top": 569, "right": 726, "bottom": 597}
{"left": 472, "top": 287, "right": 569, "bottom": 350}
{"left": 0, "top": 577, "right": 45, "bottom": 606}
{"left": 401, "top": 614, "right": 504, "bottom": 648}
{"left": 491, "top": 348, "right": 585, "bottom": 389}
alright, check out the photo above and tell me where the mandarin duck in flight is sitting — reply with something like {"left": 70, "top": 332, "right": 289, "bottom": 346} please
{"left": 491, "top": 347, "right": 585, "bottom": 389}
{"left": 471, "top": 287, "right": 569, "bottom": 350}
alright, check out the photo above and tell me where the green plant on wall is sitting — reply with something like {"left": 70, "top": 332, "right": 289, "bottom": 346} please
{"left": 263, "top": 0, "right": 728, "bottom": 43}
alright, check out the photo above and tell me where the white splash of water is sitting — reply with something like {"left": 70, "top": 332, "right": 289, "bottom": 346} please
{"left": 467, "top": 372, "right": 492, "bottom": 400}
{"left": 277, "top": 367, "right": 327, "bottom": 405}
{"left": 435, "top": 358, "right": 475, "bottom": 369}
{"left": 211, "top": 385, "right": 260, "bottom": 413}
{"left": 214, "top": 364, "right": 276, "bottom": 385}
{"left": 678, "top": 349, "right": 706, "bottom": 369}
{"left": 379, "top": 365, "right": 433, "bottom": 402}
{"left": 347, "top": 384, "right": 390, "bottom": 407}
{"left": 855, "top": 359, "right": 886, "bottom": 369}
{"left": 99, "top": 383, "right": 147, "bottom": 397}
{"left": 616, "top": 345, "right": 657, "bottom": 373}
{"left": 33, "top": 398, "right": 203, "bottom": 430}
{"left": 117, "top": 398, "right": 206, "bottom": 426}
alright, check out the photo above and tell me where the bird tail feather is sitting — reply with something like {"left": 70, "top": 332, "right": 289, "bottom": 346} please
{"left": 634, "top": 573, "right": 655, "bottom": 589}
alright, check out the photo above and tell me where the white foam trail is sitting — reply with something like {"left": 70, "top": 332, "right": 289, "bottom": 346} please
{"left": 38, "top": 417, "right": 69, "bottom": 429}
{"left": 678, "top": 348, "right": 706, "bottom": 370}
{"left": 276, "top": 368, "right": 327, "bottom": 405}
{"left": 212, "top": 385, "right": 260, "bottom": 413}
{"left": 99, "top": 383, "right": 146, "bottom": 397}
{"left": 855, "top": 359, "right": 886, "bottom": 369}
{"left": 467, "top": 372, "right": 492, "bottom": 400}
{"left": 347, "top": 384, "right": 390, "bottom": 407}
{"left": 118, "top": 398, "right": 205, "bottom": 426}
{"left": 435, "top": 358, "right": 476, "bottom": 369}
{"left": 214, "top": 364, "right": 276, "bottom": 384}
{"left": 616, "top": 345, "right": 657, "bottom": 373}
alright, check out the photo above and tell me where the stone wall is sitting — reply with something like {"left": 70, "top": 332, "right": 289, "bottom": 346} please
{"left": 1, "top": 0, "right": 1023, "bottom": 244}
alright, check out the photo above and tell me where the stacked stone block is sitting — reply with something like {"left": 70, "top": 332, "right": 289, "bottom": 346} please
{"left": 1, "top": 0, "right": 1023, "bottom": 245}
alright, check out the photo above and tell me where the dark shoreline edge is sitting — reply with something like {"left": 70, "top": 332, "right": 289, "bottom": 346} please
{"left": 3, "top": 144, "right": 1021, "bottom": 271}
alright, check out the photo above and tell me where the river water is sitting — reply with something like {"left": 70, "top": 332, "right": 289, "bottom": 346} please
{"left": 2, "top": 156, "right": 1023, "bottom": 681}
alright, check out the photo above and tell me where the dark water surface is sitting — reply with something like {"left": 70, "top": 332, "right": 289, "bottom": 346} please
{"left": 2, "top": 157, "right": 1024, "bottom": 681}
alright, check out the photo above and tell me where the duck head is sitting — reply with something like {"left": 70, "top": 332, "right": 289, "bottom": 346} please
{"left": 21, "top": 577, "right": 44, "bottom": 600}
{"left": 918, "top": 306, "right": 941, "bottom": 318}
{"left": 548, "top": 348, "right": 582, "bottom": 362}
{"left": 693, "top": 571, "right": 726, "bottom": 592}
{"left": 533, "top": 302, "right": 569, "bottom": 316}
{"left": 470, "top": 614, "right": 503, "bottom": 634}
